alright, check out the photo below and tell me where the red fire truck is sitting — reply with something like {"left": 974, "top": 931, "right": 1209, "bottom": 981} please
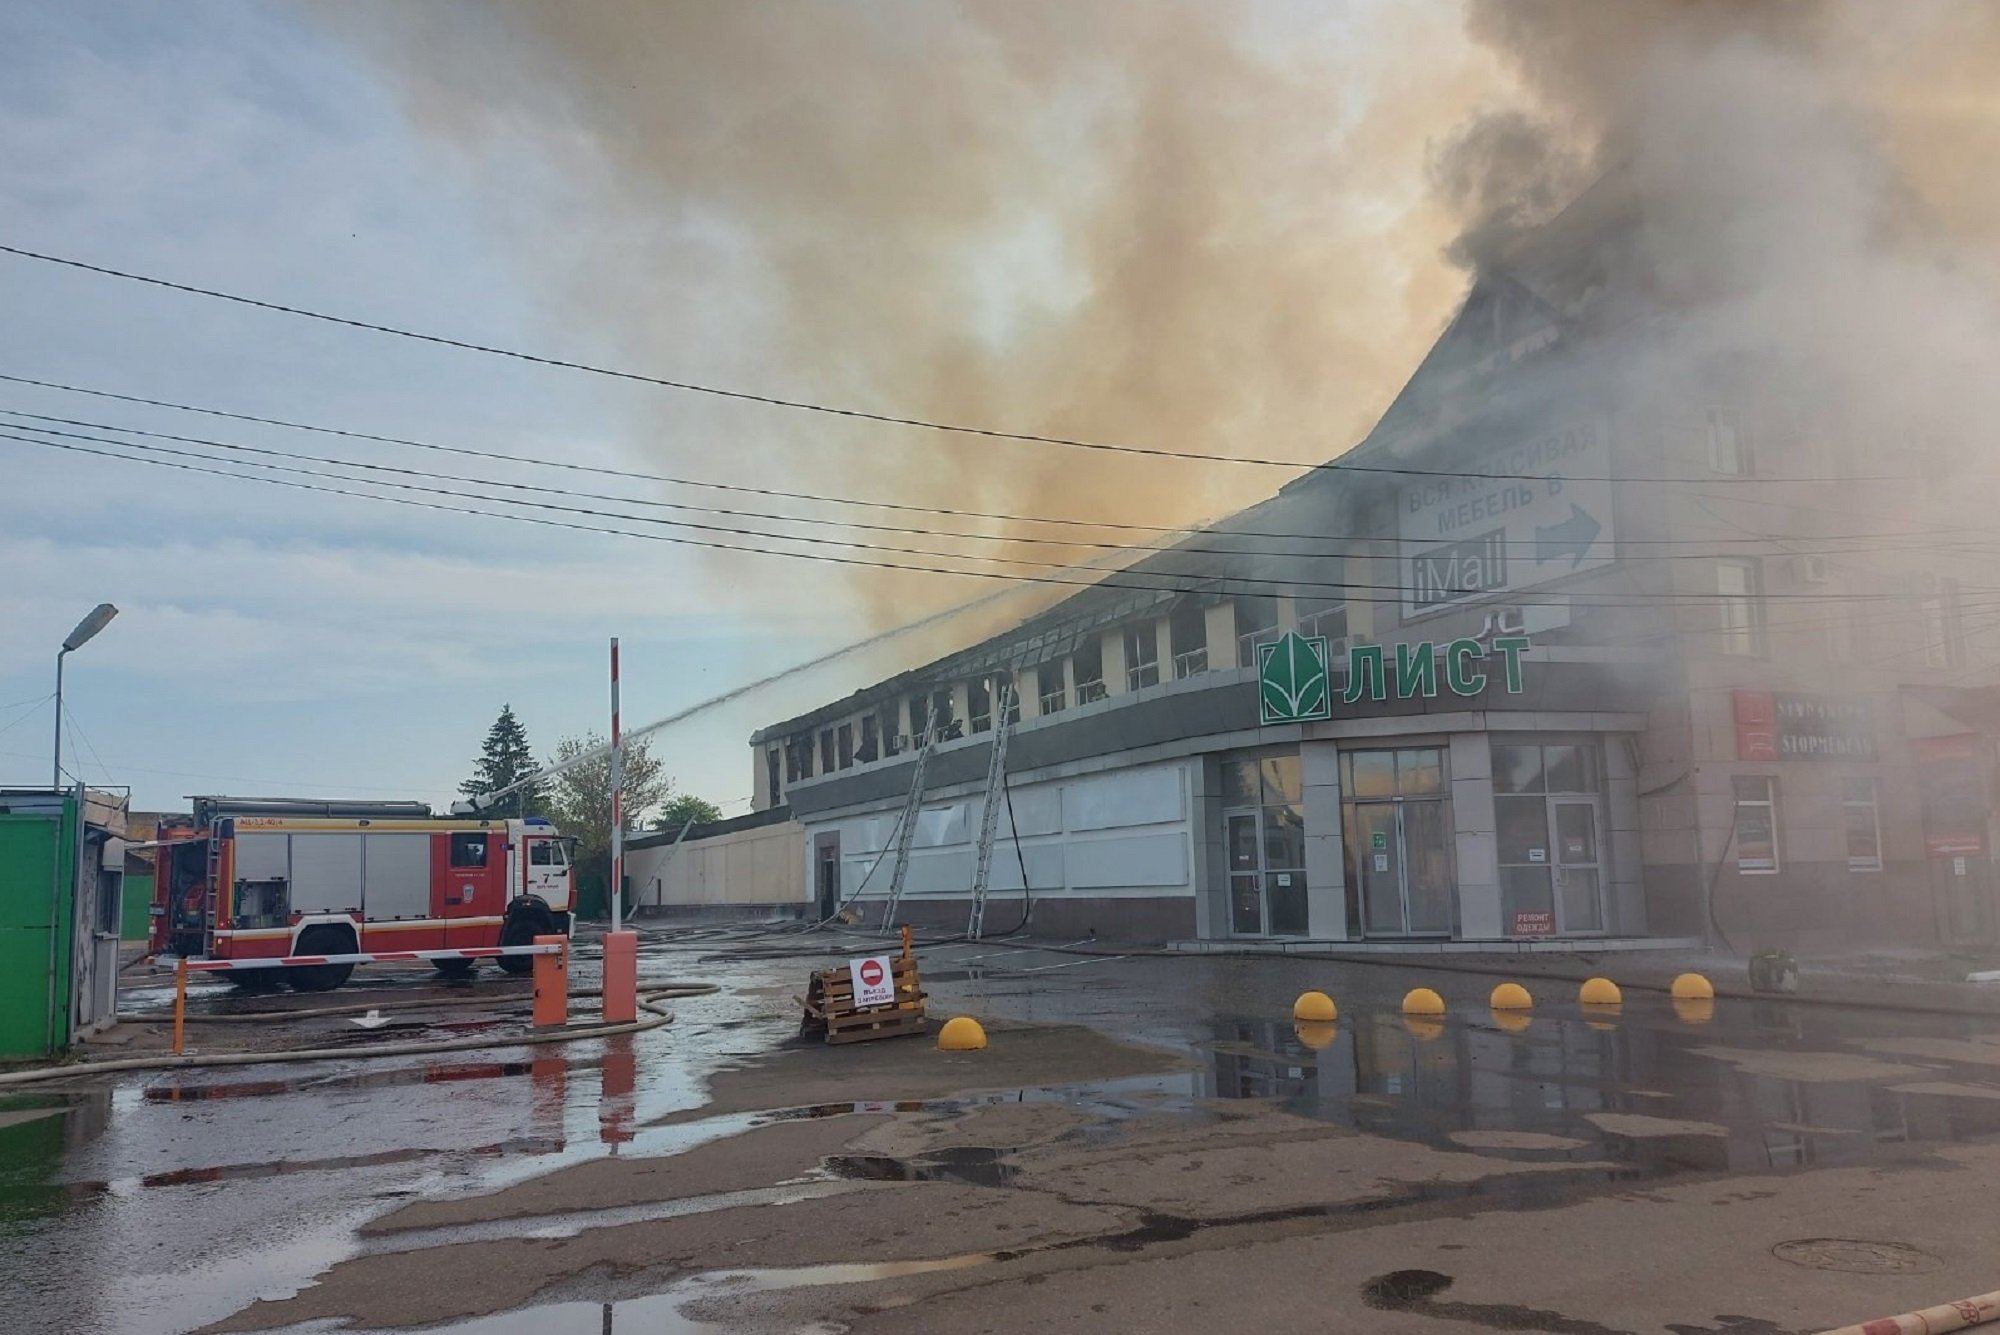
{"left": 150, "top": 796, "right": 574, "bottom": 991}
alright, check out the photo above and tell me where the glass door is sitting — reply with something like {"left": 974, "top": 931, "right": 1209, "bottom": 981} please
{"left": 1553, "top": 801, "right": 1604, "bottom": 932}
{"left": 1403, "top": 800, "right": 1456, "bottom": 934}
{"left": 1226, "top": 810, "right": 1264, "bottom": 935}
{"left": 1355, "top": 804, "right": 1403, "bottom": 936}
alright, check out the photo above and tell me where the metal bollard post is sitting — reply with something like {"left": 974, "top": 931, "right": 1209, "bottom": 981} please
{"left": 532, "top": 936, "right": 569, "bottom": 1027}
{"left": 602, "top": 930, "right": 638, "bottom": 1024}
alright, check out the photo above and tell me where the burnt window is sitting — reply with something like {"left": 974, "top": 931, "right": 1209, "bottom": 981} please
{"left": 933, "top": 688, "right": 961, "bottom": 740}
{"left": 1074, "top": 639, "right": 1106, "bottom": 704}
{"left": 837, "top": 722, "right": 854, "bottom": 769}
{"left": 878, "top": 705, "right": 901, "bottom": 757}
{"left": 449, "top": 832, "right": 490, "bottom": 869}
{"left": 969, "top": 678, "right": 993, "bottom": 733}
{"left": 858, "top": 714, "right": 880, "bottom": 763}
{"left": 1037, "top": 662, "right": 1067, "bottom": 714}
{"left": 819, "top": 729, "right": 836, "bottom": 774}
{"left": 999, "top": 672, "right": 1021, "bottom": 726}
{"left": 766, "top": 746, "right": 782, "bottom": 799}
{"left": 1170, "top": 602, "right": 1208, "bottom": 678}
{"left": 1125, "top": 623, "right": 1160, "bottom": 691}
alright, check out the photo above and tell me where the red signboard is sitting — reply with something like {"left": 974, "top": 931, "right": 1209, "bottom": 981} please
{"left": 1733, "top": 690, "right": 1777, "bottom": 762}
{"left": 1512, "top": 911, "right": 1555, "bottom": 937}
{"left": 1914, "top": 734, "right": 1989, "bottom": 858}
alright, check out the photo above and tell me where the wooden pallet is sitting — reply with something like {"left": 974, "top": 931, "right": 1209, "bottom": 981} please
{"left": 799, "top": 939, "right": 927, "bottom": 1045}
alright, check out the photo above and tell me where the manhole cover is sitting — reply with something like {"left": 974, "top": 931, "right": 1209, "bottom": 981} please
{"left": 1772, "top": 1239, "right": 1942, "bottom": 1274}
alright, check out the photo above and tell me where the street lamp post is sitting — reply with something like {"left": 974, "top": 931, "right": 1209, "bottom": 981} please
{"left": 53, "top": 603, "right": 117, "bottom": 788}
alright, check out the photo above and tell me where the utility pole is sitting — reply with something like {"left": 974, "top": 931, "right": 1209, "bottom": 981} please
{"left": 610, "top": 636, "right": 623, "bottom": 934}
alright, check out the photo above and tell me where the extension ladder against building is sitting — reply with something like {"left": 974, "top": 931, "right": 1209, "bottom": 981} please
{"left": 965, "top": 684, "right": 1017, "bottom": 941}
{"left": 878, "top": 704, "right": 937, "bottom": 931}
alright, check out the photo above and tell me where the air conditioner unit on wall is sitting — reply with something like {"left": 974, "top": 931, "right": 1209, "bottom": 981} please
{"left": 1794, "top": 555, "right": 1830, "bottom": 584}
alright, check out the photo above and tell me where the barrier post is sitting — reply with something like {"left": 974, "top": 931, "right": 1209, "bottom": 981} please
{"left": 532, "top": 934, "right": 569, "bottom": 1027}
{"left": 602, "top": 929, "right": 638, "bottom": 1024}
{"left": 172, "top": 958, "right": 188, "bottom": 1056}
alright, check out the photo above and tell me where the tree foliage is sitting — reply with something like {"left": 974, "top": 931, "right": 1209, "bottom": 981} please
{"left": 654, "top": 793, "right": 724, "bottom": 832}
{"left": 541, "top": 731, "right": 670, "bottom": 873}
{"left": 459, "top": 704, "right": 544, "bottom": 817}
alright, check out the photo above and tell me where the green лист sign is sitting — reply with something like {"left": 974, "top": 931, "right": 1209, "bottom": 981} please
{"left": 1259, "top": 633, "right": 1533, "bottom": 726}
{"left": 1258, "top": 631, "right": 1333, "bottom": 725}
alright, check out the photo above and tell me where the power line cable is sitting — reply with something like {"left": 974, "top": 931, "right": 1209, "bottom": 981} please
{"left": 0, "top": 246, "right": 1912, "bottom": 485}
{"left": 0, "top": 374, "right": 1957, "bottom": 550}
{"left": 5, "top": 426, "right": 1960, "bottom": 608}
{"left": 13, "top": 407, "right": 1979, "bottom": 571}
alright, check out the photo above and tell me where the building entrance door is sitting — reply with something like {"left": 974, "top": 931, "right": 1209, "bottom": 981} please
{"left": 1353, "top": 801, "right": 1454, "bottom": 937}
{"left": 1552, "top": 800, "right": 1604, "bottom": 933}
{"left": 1224, "top": 806, "right": 1309, "bottom": 937}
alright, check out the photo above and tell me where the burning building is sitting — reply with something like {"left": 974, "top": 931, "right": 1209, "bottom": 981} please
{"left": 739, "top": 170, "right": 2000, "bottom": 954}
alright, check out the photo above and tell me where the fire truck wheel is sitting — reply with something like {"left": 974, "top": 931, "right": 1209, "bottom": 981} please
{"left": 431, "top": 959, "right": 476, "bottom": 981}
{"left": 497, "top": 899, "right": 555, "bottom": 975}
{"left": 286, "top": 926, "right": 357, "bottom": 992}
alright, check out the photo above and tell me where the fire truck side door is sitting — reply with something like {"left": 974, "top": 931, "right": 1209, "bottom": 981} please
{"left": 439, "top": 830, "right": 508, "bottom": 945}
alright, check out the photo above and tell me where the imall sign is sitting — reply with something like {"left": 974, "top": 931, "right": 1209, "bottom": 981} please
{"left": 1259, "top": 630, "right": 1531, "bottom": 726}
{"left": 1399, "top": 421, "right": 1614, "bottom": 619}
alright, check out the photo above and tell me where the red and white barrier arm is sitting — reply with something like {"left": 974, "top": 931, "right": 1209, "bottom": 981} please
{"left": 180, "top": 943, "right": 563, "bottom": 973}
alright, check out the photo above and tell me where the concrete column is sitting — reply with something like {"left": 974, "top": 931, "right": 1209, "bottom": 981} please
{"left": 1604, "top": 734, "right": 1646, "bottom": 934}
{"left": 1017, "top": 668, "right": 1042, "bottom": 720}
{"left": 753, "top": 744, "right": 776, "bottom": 810}
{"left": 1205, "top": 602, "right": 1239, "bottom": 670}
{"left": 1156, "top": 616, "right": 1176, "bottom": 680}
{"left": 1062, "top": 656, "right": 1078, "bottom": 705}
{"left": 1302, "top": 740, "right": 1347, "bottom": 940}
{"left": 1101, "top": 628, "right": 1129, "bottom": 696}
{"left": 1189, "top": 757, "right": 1221, "bottom": 939}
{"left": 1450, "top": 732, "right": 1502, "bottom": 938}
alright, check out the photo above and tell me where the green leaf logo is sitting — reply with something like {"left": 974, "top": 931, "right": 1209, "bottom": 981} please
{"left": 1259, "top": 631, "right": 1331, "bottom": 724}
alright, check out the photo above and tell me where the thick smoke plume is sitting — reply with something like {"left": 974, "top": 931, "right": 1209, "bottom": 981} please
{"left": 322, "top": 1, "right": 1501, "bottom": 652}
{"left": 329, "top": 2, "right": 2000, "bottom": 677}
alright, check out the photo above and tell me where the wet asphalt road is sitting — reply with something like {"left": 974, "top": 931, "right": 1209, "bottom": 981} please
{"left": 6, "top": 929, "right": 2000, "bottom": 1333}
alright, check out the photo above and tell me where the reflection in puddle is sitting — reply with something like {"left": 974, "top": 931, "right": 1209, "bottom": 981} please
{"left": 1197, "top": 1002, "right": 2000, "bottom": 1175}
{"left": 417, "top": 1255, "right": 995, "bottom": 1333}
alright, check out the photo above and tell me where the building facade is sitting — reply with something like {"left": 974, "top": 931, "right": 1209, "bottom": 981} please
{"left": 738, "top": 186, "right": 1999, "bottom": 952}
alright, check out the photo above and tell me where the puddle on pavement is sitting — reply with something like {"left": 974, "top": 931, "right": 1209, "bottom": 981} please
{"left": 413, "top": 1255, "right": 998, "bottom": 1334}
{"left": 824, "top": 1145, "right": 1015, "bottom": 1188}
{"left": 1187, "top": 1001, "right": 2000, "bottom": 1178}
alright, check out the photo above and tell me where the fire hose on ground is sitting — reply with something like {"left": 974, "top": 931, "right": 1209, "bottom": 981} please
{"left": 1819, "top": 1290, "right": 2000, "bottom": 1335}
{"left": 0, "top": 968, "right": 720, "bottom": 1089}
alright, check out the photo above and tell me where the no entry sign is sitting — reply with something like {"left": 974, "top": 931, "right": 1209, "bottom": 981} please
{"left": 850, "top": 954, "right": 896, "bottom": 1009}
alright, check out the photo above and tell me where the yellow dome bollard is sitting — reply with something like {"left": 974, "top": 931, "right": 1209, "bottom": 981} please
{"left": 1294, "top": 1020, "right": 1339, "bottom": 1052}
{"left": 1578, "top": 977, "right": 1623, "bottom": 1006}
{"left": 1672, "top": 997, "right": 1716, "bottom": 1025}
{"left": 937, "top": 1016, "right": 988, "bottom": 1051}
{"left": 1491, "top": 1009, "right": 1533, "bottom": 1034}
{"left": 1670, "top": 972, "right": 1715, "bottom": 1001}
{"left": 1402, "top": 987, "right": 1446, "bottom": 1016}
{"left": 1489, "top": 982, "right": 1533, "bottom": 1011}
{"left": 1293, "top": 991, "right": 1338, "bottom": 1023}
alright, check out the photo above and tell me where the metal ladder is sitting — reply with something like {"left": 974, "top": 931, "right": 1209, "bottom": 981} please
{"left": 965, "top": 684, "right": 1018, "bottom": 941}
{"left": 878, "top": 704, "right": 937, "bottom": 931}
{"left": 203, "top": 835, "right": 226, "bottom": 957}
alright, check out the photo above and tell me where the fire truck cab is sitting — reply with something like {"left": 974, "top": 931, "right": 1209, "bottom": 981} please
{"left": 151, "top": 796, "right": 575, "bottom": 991}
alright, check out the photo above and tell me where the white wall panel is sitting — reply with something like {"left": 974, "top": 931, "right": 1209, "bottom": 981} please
{"left": 1062, "top": 766, "right": 1184, "bottom": 832}
{"left": 1067, "top": 833, "right": 1188, "bottom": 889}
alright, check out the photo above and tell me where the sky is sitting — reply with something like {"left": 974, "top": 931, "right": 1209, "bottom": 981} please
{"left": 0, "top": 1, "right": 1502, "bottom": 817}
